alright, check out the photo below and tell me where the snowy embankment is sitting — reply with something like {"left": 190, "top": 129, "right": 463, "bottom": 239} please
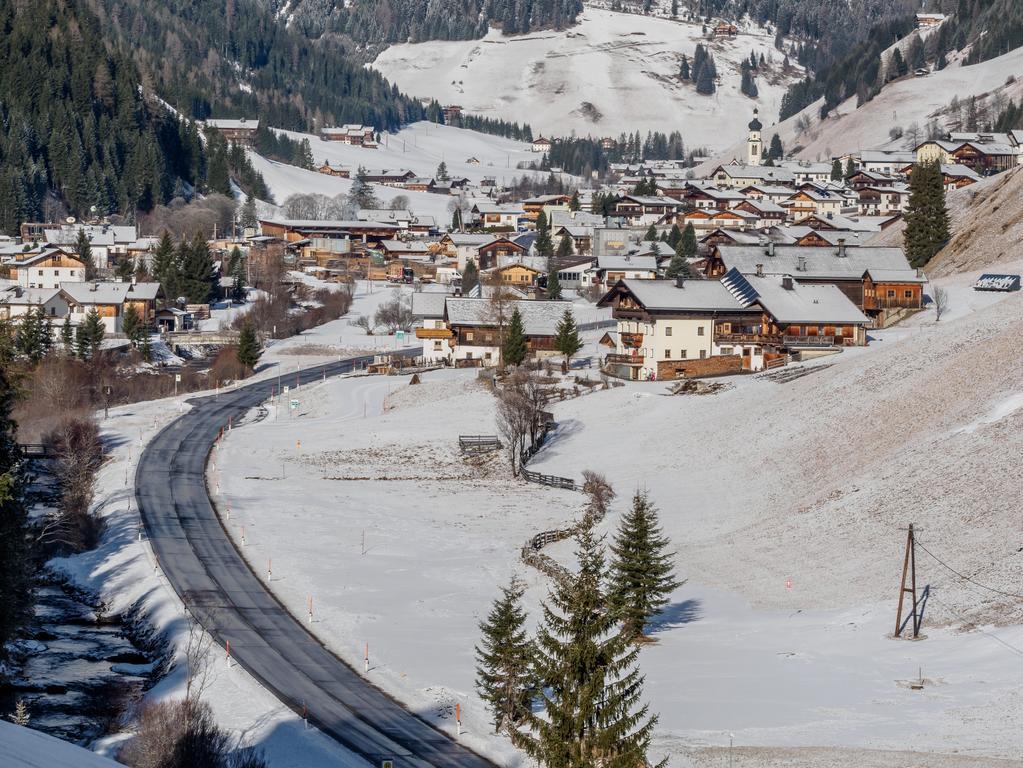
{"left": 0, "top": 720, "right": 121, "bottom": 768}
{"left": 250, "top": 121, "right": 565, "bottom": 218}
{"left": 36, "top": 282, "right": 415, "bottom": 767}
{"left": 215, "top": 271, "right": 1023, "bottom": 766}
{"left": 372, "top": 8, "right": 801, "bottom": 148}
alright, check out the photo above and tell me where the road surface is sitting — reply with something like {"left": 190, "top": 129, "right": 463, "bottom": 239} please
{"left": 135, "top": 355, "right": 497, "bottom": 768}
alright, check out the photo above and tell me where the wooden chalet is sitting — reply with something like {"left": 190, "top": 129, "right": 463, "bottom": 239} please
{"left": 317, "top": 161, "right": 350, "bottom": 178}
{"left": 476, "top": 237, "right": 528, "bottom": 270}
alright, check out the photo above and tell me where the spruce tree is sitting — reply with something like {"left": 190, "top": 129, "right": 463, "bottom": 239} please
{"left": 151, "top": 231, "right": 179, "bottom": 300}
{"left": 60, "top": 314, "right": 73, "bottom": 354}
{"left": 679, "top": 54, "right": 690, "bottom": 81}
{"left": 462, "top": 259, "right": 479, "bottom": 295}
{"left": 769, "top": 133, "right": 784, "bottom": 161}
{"left": 236, "top": 322, "right": 262, "bottom": 373}
{"left": 845, "top": 157, "right": 857, "bottom": 178}
{"left": 831, "top": 159, "right": 844, "bottom": 181}
{"left": 122, "top": 304, "right": 142, "bottom": 347}
{"left": 0, "top": 363, "right": 33, "bottom": 651}
{"left": 666, "top": 224, "right": 683, "bottom": 249}
{"left": 240, "top": 196, "right": 258, "bottom": 229}
{"left": 546, "top": 264, "right": 563, "bottom": 301}
{"left": 643, "top": 224, "right": 658, "bottom": 241}
{"left": 568, "top": 191, "right": 580, "bottom": 212}
{"left": 475, "top": 575, "right": 535, "bottom": 734}
{"left": 524, "top": 522, "right": 662, "bottom": 768}
{"left": 14, "top": 307, "right": 43, "bottom": 363}
{"left": 75, "top": 229, "right": 96, "bottom": 281}
{"left": 904, "top": 161, "right": 950, "bottom": 268}
{"left": 555, "top": 234, "right": 574, "bottom": 263}
{"left": 554, "top": 308, "right": 582, "bottom": 367}
{"left": 535, "top": 211, "right": 554, "bottom": 260}
{"left": 608, "top": 492, "right": 681, "bottom": 641}
{"left": 502, "top": 308, "right": 528, "bottom": 367}
{"left": 680, "top": 222, "right": 698, "bottom": 259}
{"left": 182, "top": 233, "right": 216, "bottom": 303}
{"left": 79, "top": 309, "right": 105, "bottom": 360}
{"left": 664, "top": 248, "right": 690, "bottom": 279}
{"left": 436, "top": 161, "right": 450, "bottom": 182}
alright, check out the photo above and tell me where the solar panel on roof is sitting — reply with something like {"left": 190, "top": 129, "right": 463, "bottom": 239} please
{"left": 721, "top": 267, "right": 760, "bottom": 306}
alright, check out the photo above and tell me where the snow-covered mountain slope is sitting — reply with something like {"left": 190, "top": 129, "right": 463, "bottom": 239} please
{"left": 251, "top": 121, "right": 569, "bottom": 218}
{"left": 870, "top": 168, "right": 1023, "bottom": 278}
{"left": 372, "top": 8, "right": 801, "bottom": 148}
{"left": 702, "top": 44, "right": 1023, "bottom": 168}
{"left": 0, "top": 721, "right": 121, "bottom": 768}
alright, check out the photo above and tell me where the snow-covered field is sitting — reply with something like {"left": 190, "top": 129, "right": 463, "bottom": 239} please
{"left": 372, "top": 9, "right": 801, "bottom": 149}
{"left": 250, "top": 121, "right": 561, "bottom": 219}
{"left": 212, "top": 264, "right": 1023, "bottom": 766}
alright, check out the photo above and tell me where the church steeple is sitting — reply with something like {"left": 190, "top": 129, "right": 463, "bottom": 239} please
{"left": 747, "top": 108, "right": 763, "bottom": 166}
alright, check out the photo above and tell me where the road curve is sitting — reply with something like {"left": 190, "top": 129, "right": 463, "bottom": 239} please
{"left": 135, "top": 354, "right": 497, "bottom": 768}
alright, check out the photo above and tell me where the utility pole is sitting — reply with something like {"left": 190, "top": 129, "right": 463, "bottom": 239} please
{"left": 894, "top": 523, "right": 920, "bottom": 638}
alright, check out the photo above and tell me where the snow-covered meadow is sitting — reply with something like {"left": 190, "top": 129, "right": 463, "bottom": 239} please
{"left": 373, "top": 8, "right": 801, "bottom": 148}
{"left": 211, "top": 263, "right": 1023, "bottom": 767}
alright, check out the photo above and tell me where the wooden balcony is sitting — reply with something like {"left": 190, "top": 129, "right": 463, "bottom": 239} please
{"left": 415, "top": 327, "right": 453, "bottom": 339}
{"left": 782, "top": 335, "right": 839, "bottom": 347}
{"left": 621, "top": 332, "right": 644, "bottom": 348}
{"left": 606, "top": 353, "right": 645, "bottom": 366}
{"left": 714, "top": 332, "right": 782, "bottom": 345}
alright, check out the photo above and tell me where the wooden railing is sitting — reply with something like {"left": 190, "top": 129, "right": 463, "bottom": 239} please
{"left": 715, "top": 332, "right": 782, "bottom": 344}
{"left": 783, "top": 335, "right": 839, "bottom": 347}
{"left": 605, "top": 353, "right": 644, "bottom": 365}
{"left": 458, "top": 435, "right": 501, "bottom": 454}
{"left": 414, "top": 327, "right": 453, "bottom": 339}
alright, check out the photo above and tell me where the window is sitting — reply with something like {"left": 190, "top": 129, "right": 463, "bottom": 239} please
{"left": 699, "top": 350, "right": 706, "bottom": 359}
{"left": 484, "top": 351, "right": 492, "bottom": 360}
{"left": 904, "top": 290, "right": 913, "bottom": 299}
{"left": 887, "top": 289, "right": 896, "bottom": 298}
{"left": 720, "top": 346, "right": 733, "bottom": 355}
{"left": 664, "top": 350, "right": 671, "bottom": 359}
{"left": 665, "top": 326, "right": 672, "bottom": 336}
{"left": 466, "top": 331, "right": 474, "bottom": 341}
{"left": 433, "top": 341, "right": 442, "bottom": 351}
{"left": 38, "top": 270, "right": 43, "bottom": 276}
{"left": 680, "top": 349, "right": 687, "bottom": 359}
{"left": 697, "top": 326, "right": 705, "bottom": 336}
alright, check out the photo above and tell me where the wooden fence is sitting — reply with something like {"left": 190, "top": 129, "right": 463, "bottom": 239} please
{"left": 459, "top": 435, "right": 502, "bottom": 454}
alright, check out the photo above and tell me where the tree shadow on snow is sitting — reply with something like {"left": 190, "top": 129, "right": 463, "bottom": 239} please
{"left": 645, "top": 598, "right": 702, "bottom": 635}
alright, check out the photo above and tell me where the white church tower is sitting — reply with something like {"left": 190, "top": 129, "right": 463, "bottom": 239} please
{"left": 747, "top": 109, "right": 763, "bottom": 166}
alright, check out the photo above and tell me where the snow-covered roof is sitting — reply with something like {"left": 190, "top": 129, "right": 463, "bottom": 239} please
{"left": 596, "top": 254, "right": 658, "bottom": 272}
{"left": 378, "top": 239, "right": 430, "bottom": 254}
{"left": 444, "top": 233, "right": 493, "bottom": 246}
{"left": 358, "top": 209, "right": 413, "bottom": 222}
{"left": 714, "top": 165, "right": 796, "bottom": 183}
{"left": 715, "top": 245, "right": 914, "bottom": 280}
{"left": 0, "top": 286, "right": 62, "bottom": 305}
{"left": 205, "top": 118, "right": 259, "bottom": 130}
{"left": 863, "top": 268, "right": 927, "bottom": 284}
{"left": 44, "top": 228, "right": 114, "bottom": 246}
{"left": 749, "top": 274, "right": 869, "bottom": 324}
{"left": 411, "top": 291, "right": 448, "bottom": 319}
{"left": 61, "top": 281, "right": 162, "bottom": 305}
{"left": 8, "top": 247, "right": 81, "bottom": 267}
{"left": 603, "top": 278, "right": 743, "bottom": 312}
{"left": 444, "top": 298, "right": 565, "bottom": 336}
{"left": 858, "top": 150, "right": 917, "bottom": 164}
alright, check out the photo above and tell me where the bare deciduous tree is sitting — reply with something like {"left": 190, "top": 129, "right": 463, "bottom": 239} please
{"left": 496, "top": 385, "right": 532, "bottom": 477}
{"left": 374, "top": 290, "right": 414, "bottom": 333}
{"left": 352, "top": 315, "right": 375, "bottom": 335}
{"left": 183, "top": 618, "right": 216, "bottom": 708}
{"left": 933, "top": 286, "right": 949, "bottom": 322}
{"left": 38, "top": 415, "right": 104, "bottom": 552}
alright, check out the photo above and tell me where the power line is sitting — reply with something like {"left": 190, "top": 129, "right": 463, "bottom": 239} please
{"left": 915, "top": 537, "right": 1023, "bottom": 601}
{"left": 925, "top": 590, "right": 1023, "bottom": 660}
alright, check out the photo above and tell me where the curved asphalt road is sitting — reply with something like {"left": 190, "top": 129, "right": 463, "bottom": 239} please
{"left": 136, "top": 353, "right": 497, "bottom": 768}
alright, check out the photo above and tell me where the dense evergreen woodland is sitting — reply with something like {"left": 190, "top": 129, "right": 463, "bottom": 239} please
{"left": 540, "top": 131, "right": 697, "bottom": 178}
{"left": 87, "top": 0, "right": 426, "bottom": 132}
{"left": 0, "top": 0, "right": 204, "bottom": 234}
{"left": 271, "top": 0, "right": 584, "bottom": 45}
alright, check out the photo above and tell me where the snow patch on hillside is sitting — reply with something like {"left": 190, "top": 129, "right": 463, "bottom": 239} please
{"left": 372, "top": 9, "right": 801, "bottom": 149}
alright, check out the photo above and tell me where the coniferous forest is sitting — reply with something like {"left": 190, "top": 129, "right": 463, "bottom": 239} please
{"left": 0, "top": 0, "right": 203, "bottom": 234}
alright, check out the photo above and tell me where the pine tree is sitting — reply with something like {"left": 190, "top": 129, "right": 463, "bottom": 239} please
{"left": 608, "top": 491, "right": 681, "bottom": 641}
{"left": 80, "top": 309, "right": 105, "bottom": 360}
{"left": 546, "top": 265, "right": 563, "bottom": 300}
{"left": 299, "top": 139, "right": 315, "bottom": 170}
{"left": 679, "top": 54, "right": 690, "bottom": 81}
{"left": 831, "top": 159, "right": 844, "bottom": 181}
{"left": 903, "top": 161, "right": 950, "bottom": 268}
{"left": 139, "top": 330, "right": 152, "bottom": 362}
{"left": 680, "top": 222, "right": 697, "bottom": 259}
{"left": 740, "top": 69, "right": 759, "bottom": 98}
{"left": 60, "top": 314, "right": 73, "bottom": 354}
{"left": 769, "top": 133, "right": 784, "bottom": 161}
{"left": 240, "top": 196, "right": 258, "bottom": 229}
{"left": 666, "top": 224, "right": 683, "bottom": 249}
{"left": 554, "top": 308, "right": 582, "bottom": 366}
{"left": 15, "top": 307, "right": 44, "bottom": 363}
{"left": 462, "top": 259, "right": 479, "bottom": 295}
{"left": 0, "top": 362, "right": 33, "bottom": 650}
{"left": 643, "top": 224, "right": 658, "bottom": 241}
{"left": 75, "top": 229, "right": 96, "bottom": 281}
{"left": 523, "top": 522, "right": 662, "bottom": 768}
{"left": 181, "top": 233, "right": 216, "bottom": 303}
{"left": 237, "top": 322, "right": 262, "bottom": 373}
{"left": 502, "top": 308, "right": 528, "bottom": 367}
{"left": 535, "top": 211, "right": 554, "bottom": 260}
{"left": 845, "top": 157, "right": 857, "bottom": 178}
{"left": 568, "top": 191, "right": 580, "bottom": 211}
{"left": 475, "top": 575, "right": 535, "bottom": 734}
{"left": 664, "top": 247, "right": 690, "bottom": 279}
{"left": 436, "top": 161, "right": 450, "bottom": 182}
{"left": 122, "top": 304, "right": 142, "bottom": 347}
{"left": 151, "top": 231, "right": 179, "bottom": 301}
{"left": 555, "top": 234, "right": 574, "bottom": 263}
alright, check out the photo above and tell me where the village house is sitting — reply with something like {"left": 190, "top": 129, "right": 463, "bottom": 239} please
{"left": 442, "top": 297, "right": 564, "bottom": 366}
{"left": 258, "top": 218, "right": 400, "bottom": 246}
{"left": 856, "top": 150, "right": 918, "bottom": 176}
{"left": 554, "top": 258, "right": 597, "bottom": 290}
{"left": 60, "top": 281, "right": 163, "bottom": 335}
{"left": 523, "top": 194, "right": 573, "bottom": 221}
{"left": 320, "top": 125, "right": 377, "bottom": 146}
{"left": 476, "top": 237, "right": 528, "bottom": 270}
{"left": 204, "top": 118, "right": 259, "bottom": 146}
{"left": 855, "top": 185, "right": 910, "bottom": 216}
{"left": 412, "top": 291, "right": 454, "bottom": 361}
{"left": 471, "top": 202, "right": 524, "bottom": 231}
{"left": 706, "top": 242, "right": 924, "bottom": 326}
{"left": 553, "top": 225, "right": 594, "bottom": 255}
{"left": 0, "top": 286, "right": 70, "bottom": 323}
{"left": 317, "top": 161, "right": 351, "bottom": 178}
{"left": 899, "top": 163, "right": 981, "bottom": 191}
{"left": 43, "top": 223, "right": 139, "bottom": 270}
{"left": 480, "top": 263, "right": 545, "bottom": 292}
{"left": 532, "top": 136, "right": 553, "bottom": 153}
{"left": 783, "top": 188, "right": 845, "bottom": 220}
{"left": 8, "top": 248, "right": 87, "bottom": 289}
{"left": 438, "top": 233, "right": 494, "bottom": 269}
{"left": 734, "top": 198, "right": 787, "bottom": 228}
{"left": 778, "top": 162, "right": 834, "bottom": 185}
{"left": 590, "top": 253, "right": 658, "bottom": 290}
{"left": 710, "top": 164, "right": 796, "bottom": 189}
{"left": 613, "top": 195, "right": 685, "bottom": 227}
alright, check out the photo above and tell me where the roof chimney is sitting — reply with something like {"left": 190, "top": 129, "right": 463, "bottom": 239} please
{"left": 837, "top": 238, "right": 847, "bottom": 257}
{"left": 675, "top": 276, "right": 685, "bottom": 289}
{"left": 767, "top": 241, "right": 775, "bottom": 257}
{"left": 782, "top": 276, "right": 794, "bottom": 290}
{"left": 797, "top": 255, "right": 807, "bottom": 272}
{"left": 755, "top": 263, "right": 764, "bottom": 277}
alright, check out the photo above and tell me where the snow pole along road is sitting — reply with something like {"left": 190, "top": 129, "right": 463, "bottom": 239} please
{"left": 135, "top": 352, "right": 498, "bottom": 768}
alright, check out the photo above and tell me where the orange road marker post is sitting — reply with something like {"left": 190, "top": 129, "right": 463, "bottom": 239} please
{"left": 364, "top": 642, "right": 369, "bottom": 673}
{"left": 225, "top": 639, "right": 232, "bottom": 668}
{"left": 308, "top": 595, "right": 313, "bottom": 624}
{"left": 456, "top": 703, "right": 461, "bottom": 736}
